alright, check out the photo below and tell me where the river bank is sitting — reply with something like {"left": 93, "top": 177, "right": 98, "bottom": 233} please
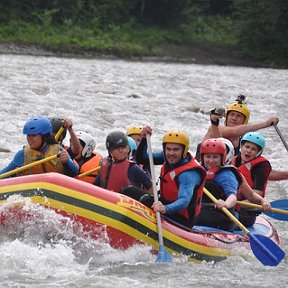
{"left": 0, "top": 42, "right": 280, "bottom": 68}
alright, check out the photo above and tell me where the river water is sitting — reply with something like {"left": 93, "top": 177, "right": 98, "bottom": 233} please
{"left": 0, "top": 54, "right": 287, "bottom": 287}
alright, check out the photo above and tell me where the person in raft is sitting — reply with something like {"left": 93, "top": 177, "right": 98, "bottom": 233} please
{"left": 130, "top": 130, "right": 206, "bottom": 228}
{"left": 195, "top": 138, "right": 242, "bottom": 232}
{"left": 73, "top": 131, "right": 103, "bottom": 184}
{"left": 93, "top": 130, "right": 153, "bottom": 193}
{"left": 0, "top": 116, "right": 79, "bottom": 177}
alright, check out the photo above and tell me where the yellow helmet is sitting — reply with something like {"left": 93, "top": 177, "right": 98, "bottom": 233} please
{"left": 126, "top": 126, "right": 142, "bottom": 136}
{"left": 162, "top": 130, "right": 189, "bottom": 158}
{"left": 226, "top": 101, "right": 250, "bottom": 124}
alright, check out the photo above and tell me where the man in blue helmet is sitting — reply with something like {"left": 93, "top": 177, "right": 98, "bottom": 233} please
{"left": 0, "top": 116, "right": 79, "bottom": 177}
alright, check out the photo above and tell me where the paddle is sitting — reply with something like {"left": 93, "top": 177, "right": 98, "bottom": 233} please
{"left": 274, "top": 124, "right": 288, "bottom": 152}
{"left": 146, "top": 134, "right": 172, "bottom": 262}
{"left": 0, "top": 154, "right": 58, "bottom": 179}
{"left": 0, "top": 147, "right": 11, "bottom": 153}
{"left": 237, "top": 199, "right": 288, "bottom": 221}
{"left": 78, "top": 166, "right": 101, "bottom": 178}
{"left": 55, "top": 126, "right": 65, "bottom": 142}
{"left": 203, "top": 188, "right": 285, "bottom": 266}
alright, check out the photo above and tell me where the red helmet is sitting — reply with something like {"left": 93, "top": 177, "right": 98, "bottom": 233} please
{"left": 200, "top": 138, "right": 227, "bottom": 165}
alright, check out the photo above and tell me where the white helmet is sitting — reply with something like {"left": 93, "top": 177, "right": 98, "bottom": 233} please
{"left": 219, "top": 138, "right": 235, "bottom": 165}
{"left": 76, "top": 131, "right": 96, "bottom": 158}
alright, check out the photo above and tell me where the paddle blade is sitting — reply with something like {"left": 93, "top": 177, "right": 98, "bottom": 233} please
{"left": 248, "top": 233, "right": 285, "bottom": 266}
{"left": 156, "top": 245, "right": 173, "bottom": 263}
{"left": 265, "top": 199, "right": 288, "bottom": 221}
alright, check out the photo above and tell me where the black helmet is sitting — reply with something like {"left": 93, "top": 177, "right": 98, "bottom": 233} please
{"left": 49, "top": 117, "right": 67, "bottom": 139}
{"left": 106, "top": 131, "right": 129, "bottom": 150}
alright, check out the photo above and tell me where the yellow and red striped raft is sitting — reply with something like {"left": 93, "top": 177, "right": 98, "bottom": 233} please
{"left": 0, "top": 173, "right": 281, "bottom": 263}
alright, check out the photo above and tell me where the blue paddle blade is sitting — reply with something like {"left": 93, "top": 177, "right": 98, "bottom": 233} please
{"left": 265, "top": 199, "right": 288, "bottom": 221}
{"left": 156, "top": 245, "right": 173, "bottom": 263}
{"left": 248, "top": 233, "right": 285, "bottom": 266}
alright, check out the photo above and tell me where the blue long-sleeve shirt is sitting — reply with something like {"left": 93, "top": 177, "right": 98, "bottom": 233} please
{"left": 213, "top": 169, "right": 238, "bottom": 197}
{"left": 0, "top": 145, "right": 79, "bottom": 177}
{"left": 164, "top": 169, "right": 202, "bottom": 214}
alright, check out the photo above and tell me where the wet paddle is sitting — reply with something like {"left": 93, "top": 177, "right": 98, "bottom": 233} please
{"left": 78, "top": 166, "right": 101, "bottom": 178}
{"left": 237, "top": 199, "right": 288, "bottom": 221}
{"left": 55, "top": 126, "right": 65, "bottom": 142}
{"left": 274, "top": 124, "right": 288, "bottom": 152}
{"left": 203, "top": 188, "right": 285, "bottom": 266}
{"left": 147, "top": 134, "right": 172, "bottom": 263}
{"left": 0, "top": 154, "right": 58, "bottom": 179}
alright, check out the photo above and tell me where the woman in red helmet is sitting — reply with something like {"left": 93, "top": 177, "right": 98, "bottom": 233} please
{"left": 195, "top": 138, "right": 242, "bottom": 231}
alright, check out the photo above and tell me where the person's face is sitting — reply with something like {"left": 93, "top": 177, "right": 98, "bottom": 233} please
{"left": 130, "top": 134, "right": 142, "bottom": 146}
{"left": 164, "top": 143, "right": 183, "bottom": 165}
{"left": 240, "top": 142, "right": 259, "bottom": 163}
{"left": 26, "top": 134, "right": 42, "bottom": 149}
{"left": 110, "top": 146, "right": 129, "bottom": 162}
{"left": 226, "top": 111, "right": 246, "bottom": 126}
{"left": 203, "top": 154, "right": 222, "bottom": 169}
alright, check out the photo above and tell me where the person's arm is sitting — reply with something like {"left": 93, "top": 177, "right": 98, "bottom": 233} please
{"left": 268, "top": 169, "right": 288, "bottom": 181}
{"left": 0, "top": 149, "right": 24, "bottom": 176}
{"left": 129, "top": 164, "right": 153, "bottom": 193}
{"left": 220, "top": 117, "right": 279, "bottom": 139}
{"left": 215, "top": 170, "right": 238, "bottom": 209}
{"left": 59, "top": 147, "right": 79, "bottom": 177}
{"left": 241, "top": 178, "right": 271, "bottom": 212}
{"left": 63, "top": 118, "right": 81, "bottom": 156}
{"left": 135, "top": 137, "right": 164, "bottom": 165}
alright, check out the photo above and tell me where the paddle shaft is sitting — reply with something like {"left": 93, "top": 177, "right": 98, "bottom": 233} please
{"left": 204, "top": 188, "right": 249, "bottom": 233}
{"left": 78, "top": 166, "right": 100, "bottom": 178}
{"left": 237, "top": 200, "right": 288, "bottom": 216}
{"left": 274, "top": 124, "right": 288, "bottom": 152}
{"left": 0, "top": 154, "right": 58, "bottom": 179}
{"left": 0, "top": 147, "right": 11, "bottom": 153}
{"left": 55, "top": 126, "right": 65, "bottom": 141}
{"left": 146, "top": 135, "right": 165, "bottom": 247}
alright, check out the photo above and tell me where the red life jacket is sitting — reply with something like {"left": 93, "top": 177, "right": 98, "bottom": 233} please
{"left": 232, "top": 155, "right": 271, "bottom": 197}
{"left": 98, "top": 157, "right": 132, "bottom": 192}
{"left": 75, "top": 152, "right": 103, "bottom": 184}
{"left": 160, "top": 153, "right": 206, "bottom": 221}
{"left": 203, "top": 166, "right": 243, "bottom": 203}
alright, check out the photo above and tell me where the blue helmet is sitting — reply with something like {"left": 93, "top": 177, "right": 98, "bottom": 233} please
{"left": 127, "top": 136, "right": 137, "bottom": 153}
{"left": 241, "top": 132, "right": 265, "bottom": 156}
{"left": 23, "top": 116, "right": 52, "bottom": 135}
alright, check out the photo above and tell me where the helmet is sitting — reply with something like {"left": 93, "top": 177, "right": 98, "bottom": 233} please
{"left": 49, "top": 117, "right": 67, "bottom": 139}
{"left": 162, "top": 130, "right": 189, "bottom": 158}
{"left": 240, "top": 132, "right": 265, "bottom": 156}
{"left": 23, "top": 116, "right": 52, "bottom": 135}
{"left": 226, "top": 100, "right": 250, "bottom": 124}
{"left": 76, "top": 131, "right": 96, "bottom": 158}
{"left": 127, "top": 136, "right": 137, "bottom": 153}
{"left": 219, "top": 138, "right": 235, "bottom": 165}
{"left": 200, "top": 138, "right": 227, "bottom": 165}
{"left": 126, "top": 126, "right": 142, "bottom": 136}
{"left": 106, "top": 131, "right": 129, "bottom": 150}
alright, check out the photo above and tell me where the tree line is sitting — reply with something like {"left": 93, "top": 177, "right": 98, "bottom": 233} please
{"left": 0, "top": 0, "right": 287, "bottom": 66}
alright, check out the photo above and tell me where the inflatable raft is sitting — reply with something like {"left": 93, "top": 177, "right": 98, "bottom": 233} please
{"left": 0, "top": 173, "right": 281, "bottom": 263}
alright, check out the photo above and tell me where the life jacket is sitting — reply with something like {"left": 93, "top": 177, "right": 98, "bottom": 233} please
{"left": 160, "top": 153, "right": 206, "bottom": 223}
{"left": 98, "top": 157, "right": 133, "bottom": 192}
{"left": 232, "top": 155, "right": 271, "bottom": 197}
{"left": 75, "top": 152, "right": 103, "bottom": 184}
{"left": 202, "top": 166, "right": 242, "bottom": 203}
{"left": 22, "top": 144, "right": 64, "bottom": 175}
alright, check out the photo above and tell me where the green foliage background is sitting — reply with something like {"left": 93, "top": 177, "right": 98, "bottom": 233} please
{"left": 0, "top": 0, "right": 287, "bottom": 67}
